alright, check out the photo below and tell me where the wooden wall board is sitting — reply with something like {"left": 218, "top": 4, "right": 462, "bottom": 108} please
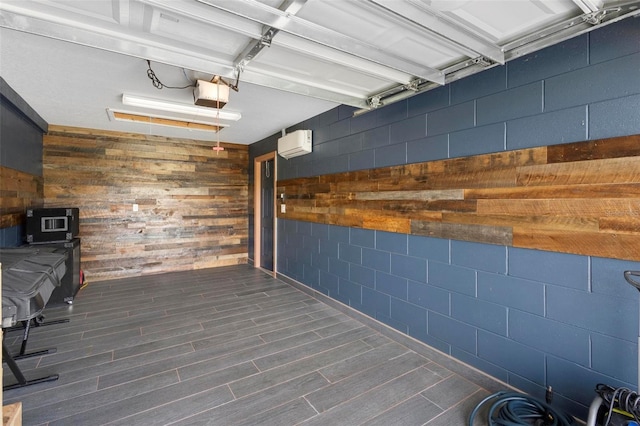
{"left": 277, "top": 134, "right": 640, "bottom": 262}
{"left": 0, "top": 165, "right": 43, "bottom": 228}
{"left": 43, "top": 125, "right": 248, "bottom": 281}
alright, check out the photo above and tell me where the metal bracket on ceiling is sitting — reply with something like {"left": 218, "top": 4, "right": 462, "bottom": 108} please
{"left": 471, "top": 56, "right": 496, "bottom": 68}
{"left": 583, "top": 9, "right": 609, "bottom": 24}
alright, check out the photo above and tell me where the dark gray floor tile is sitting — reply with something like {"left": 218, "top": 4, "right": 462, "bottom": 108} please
{"left": 364, "top": 394, "right": 443, "bottom": 426}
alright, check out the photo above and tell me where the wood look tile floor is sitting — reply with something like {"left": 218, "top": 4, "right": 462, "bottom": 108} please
{"left": 2, "top": 265, "right": 502, "bottom": 425}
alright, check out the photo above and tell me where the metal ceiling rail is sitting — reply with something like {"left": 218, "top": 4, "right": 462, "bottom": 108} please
{"left": 358, "top": 0, "right": 640, "bottom": 113}
{"left": 196, "top": 0, "right": 446, "bottom": 85}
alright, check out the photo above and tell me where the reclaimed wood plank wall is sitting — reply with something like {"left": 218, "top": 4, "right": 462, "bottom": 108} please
{"left": 277, "top": 134, "right": 640, "bottom": 262}
{"left": 44, "top": 126, "right": 248, "bottom": 280}
{"left": 0, "top": 166, "right": 43, "bottom": 228}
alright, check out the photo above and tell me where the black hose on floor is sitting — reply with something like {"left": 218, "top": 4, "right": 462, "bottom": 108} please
{"left": 469, "top": 391, "right": 574, "bottom": 425}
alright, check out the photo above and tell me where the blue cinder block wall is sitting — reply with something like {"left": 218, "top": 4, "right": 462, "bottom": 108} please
{"left": 249, "top": 17, "right": 640, "bottom": 419}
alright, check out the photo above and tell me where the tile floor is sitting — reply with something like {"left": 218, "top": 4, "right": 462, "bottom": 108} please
{"left": 2, "top": 265, "right": 504, "bottom": 425}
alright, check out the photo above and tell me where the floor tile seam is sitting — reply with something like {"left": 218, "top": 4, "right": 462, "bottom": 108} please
{"left": 46, "top": 379, "right": 235, "bottom": 426}
{"left": 308, "top": 365, "right": 437, "bottom": 418}
{"left": 356, "top": 391, "right": 443, "bottom": 426}
{"left": 5, "top": 376, "right": 100, "bottom": 412}
{"left": 255, "top": 325, "right": 372, "bottom": 366}
{"left": 250, "top": 338, "right": 374, "bottom": 378}
{"left": 423, "top": 388, "right": 486, "bottom": 425}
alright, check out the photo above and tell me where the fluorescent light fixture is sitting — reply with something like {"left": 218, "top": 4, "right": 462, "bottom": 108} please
{"left": 107, "top": 108, "right": 229, "bottom": 132}
{"left": 122, "top": 94, "right": 241, "bottom": 121}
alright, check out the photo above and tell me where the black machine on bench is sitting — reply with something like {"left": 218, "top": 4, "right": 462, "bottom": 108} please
{"left": 1, "top": 247, "right": 69, "bottom": 390}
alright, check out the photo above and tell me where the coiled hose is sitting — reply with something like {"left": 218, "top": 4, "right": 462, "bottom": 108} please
{"left": 468, "top": 391, "right": 574, "bottom": 425}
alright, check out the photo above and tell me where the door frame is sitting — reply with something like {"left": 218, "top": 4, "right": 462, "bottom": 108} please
{"left": 253, "top": 151, "right": 277, "bottom": 274}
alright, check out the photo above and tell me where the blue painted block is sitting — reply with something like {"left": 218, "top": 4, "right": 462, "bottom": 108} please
{"left": 508, "top": 35, "right": 588, "bottom": 88}
{"left": 427, "top": 101, "right": 475, "bottom": 137}
{"left": 377, "top": 313, "right": 408, "bottom": 333}
{"left": 408, "top": 235, "right": 449, "bottom": 262}
{"left": 319, "top": 238, "right": 339, "bottom": 258}
{"left": 316, "top": 106, "right": 341, "bottom": 127}
{"left": 350, "top": 227, "right": 375, "bottom": 248}
{"left": 337, "top": 105, "right": 356, "bottom": 122}
{"left": 349, "top": 149, "right": 375, "bottom": 171}
{"left": 327, "top": 118, "right": 352, "bottom": 141}
{"left": 312, "top": 155, "right": 349, "bottom": 176}
{"left": 408, "top": 281, "right": 449, "bottom": 314}
{"left": 337, "top": 133, "right": 363, "bottom": 155}
{"left": 374, "top": 143, "right": 407, "bottom": 168}
{"left": 428, "top": 311, "right": 476, "bottom": 354}
{"left": 351, "top": 108, "right": 382, "bottom": 134}
{"left": 546, "top": 356, "right": 633, "bottom": 407}
{"left": 451, "top": 240, "right": 506, "bottom": 274}
{"left": 452, "top": 348, "right": 509, "bottom": 383}
{"left": 328, "top": 224, "right": 350, "bottom": 242}
{"left": 338, "top": 242, "right": 362, "bottom": 264}
{"left": 390, "top": 114, "right": 426, "bottom": 144}
{"left": 428, "top": 261, "right": 476, "bottom": 296}
{"left": 339, "top": 278, "right": 362, "bottom": 305}
{"left": 477, "top": 82, "right": 543, "bottom": 126}
{"left": 311, "top": 252, "right": 329, "bottom": 272}
{"left": 508, "top": 247, "right": 588, "bottom": 289}
{"left": 350, "top": 264, "right": 375, "bottom": 288}
{"left": 545, "top": 53, "right": 640, "bottom": 111}
{"left": 390, "top": 298, "right": 428, "bottom": 336}
{"left": 509, "top": 310, "right": 589, "bottom": 366}
{"left": 390, "top": 253, "right": 427, "bottom": 283}
{"left": 302, "top": 235, "right": 320, "bottom": 253}
{"left": 311, "top": 222, "right": 329, "bottom": 239}
{"left": 362, "top": 287, "right": 391, "bottom": 317}
{"left": 408, "top": 85, "right": 450, "bottom": 116}
{"left": 407, "top": 134, "right": 449, "bottom": 164}
{"left": 362, "top": 247, "right": 391, "bottom": 273}
{"left": 303, "top": 265, "right": 320, "bottom": 288}
{"left": 376, "top": 230, "right": 408, "bottom": 254}
{"left": 451, "top": 293, "right": 507, "bottom": 336}
{"left": 377, "top": 100, "right": 408, "bottom": 126}
{"left": 362, "top": 126, "right": 390, "bottom": 149}
{"left": 591, "top": 333, "right": 637, "bottom": 384}
{"left": 0, "top": 225, "right": 22, "bottom": 247}
{"left": 546, "top": 285, "right": 637, "bottom": 341}
{"left": 298, "top": 248, "right": 312, "bottom": 266}
{"left": 477, "top": 330, "right": 545, "bottom": 385}
{"left": 375, "top": 271, "right": 408, "bottom": 300}
{"left": 319, "top": 139, "right": 340, "bottom": 158}
{"left": 591, "top": 256, "right": 640, "bottom": 297}
{"left": 590, "top": 17, "right": 640, "bottom": 64}
{"left": 590, "top": 94, "right": 640, "bottom": 140}
{"left": 451, "top": 66, "right": 507, "bottom": 105}
{"left": 319, "top": 270, "right": 339, "bottom": 295}
{"left": 329, "top": 257, "right": 350, "bottom": 280}
{"left": 297, "top": 220, "right": 312, "bottom": 235}
{"left": 449, "top": 123, "right": 505, "bottom": 158}
{"left": 507, "top": 106, "right": 587, "bottom": 150}
{"left": 477, "top": 272, "right": 544, "bottom": 315}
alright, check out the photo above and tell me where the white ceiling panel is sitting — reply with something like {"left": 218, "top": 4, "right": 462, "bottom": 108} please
{"left": 0, "top": 0, "right": 638, "bottom": 144}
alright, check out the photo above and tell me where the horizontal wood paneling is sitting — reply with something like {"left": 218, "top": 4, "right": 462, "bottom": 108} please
{"left": 0, "top": 165, "right": 43, "bottom": 228}
{"left": 44, "top": 126, "right": 248, "bottom": 280}
{"left": 277, "top": 134, "right": 640, "bottom": 261}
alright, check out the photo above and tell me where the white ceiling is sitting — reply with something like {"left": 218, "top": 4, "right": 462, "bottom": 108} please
{"left": 1, "top": 0, "right": 638, "bottom": 145}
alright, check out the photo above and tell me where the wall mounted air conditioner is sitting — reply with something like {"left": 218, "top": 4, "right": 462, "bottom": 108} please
{"left": 278, "top": 130, "right": 312, "bottom": 159}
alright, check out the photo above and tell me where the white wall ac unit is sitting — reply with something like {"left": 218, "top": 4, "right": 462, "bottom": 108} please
{"left": 278, "top": 130, "right": 312, "bottom": 159}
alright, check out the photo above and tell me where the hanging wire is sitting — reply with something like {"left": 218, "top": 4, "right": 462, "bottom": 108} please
{"left": 212, "top": 82, "right": 224, "bottom": 154}
{"left": 265, "top": 161, "right": 270, "bottom": 178}
{"left": 146, "top": 60, "right": 194, "bottom": 90}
